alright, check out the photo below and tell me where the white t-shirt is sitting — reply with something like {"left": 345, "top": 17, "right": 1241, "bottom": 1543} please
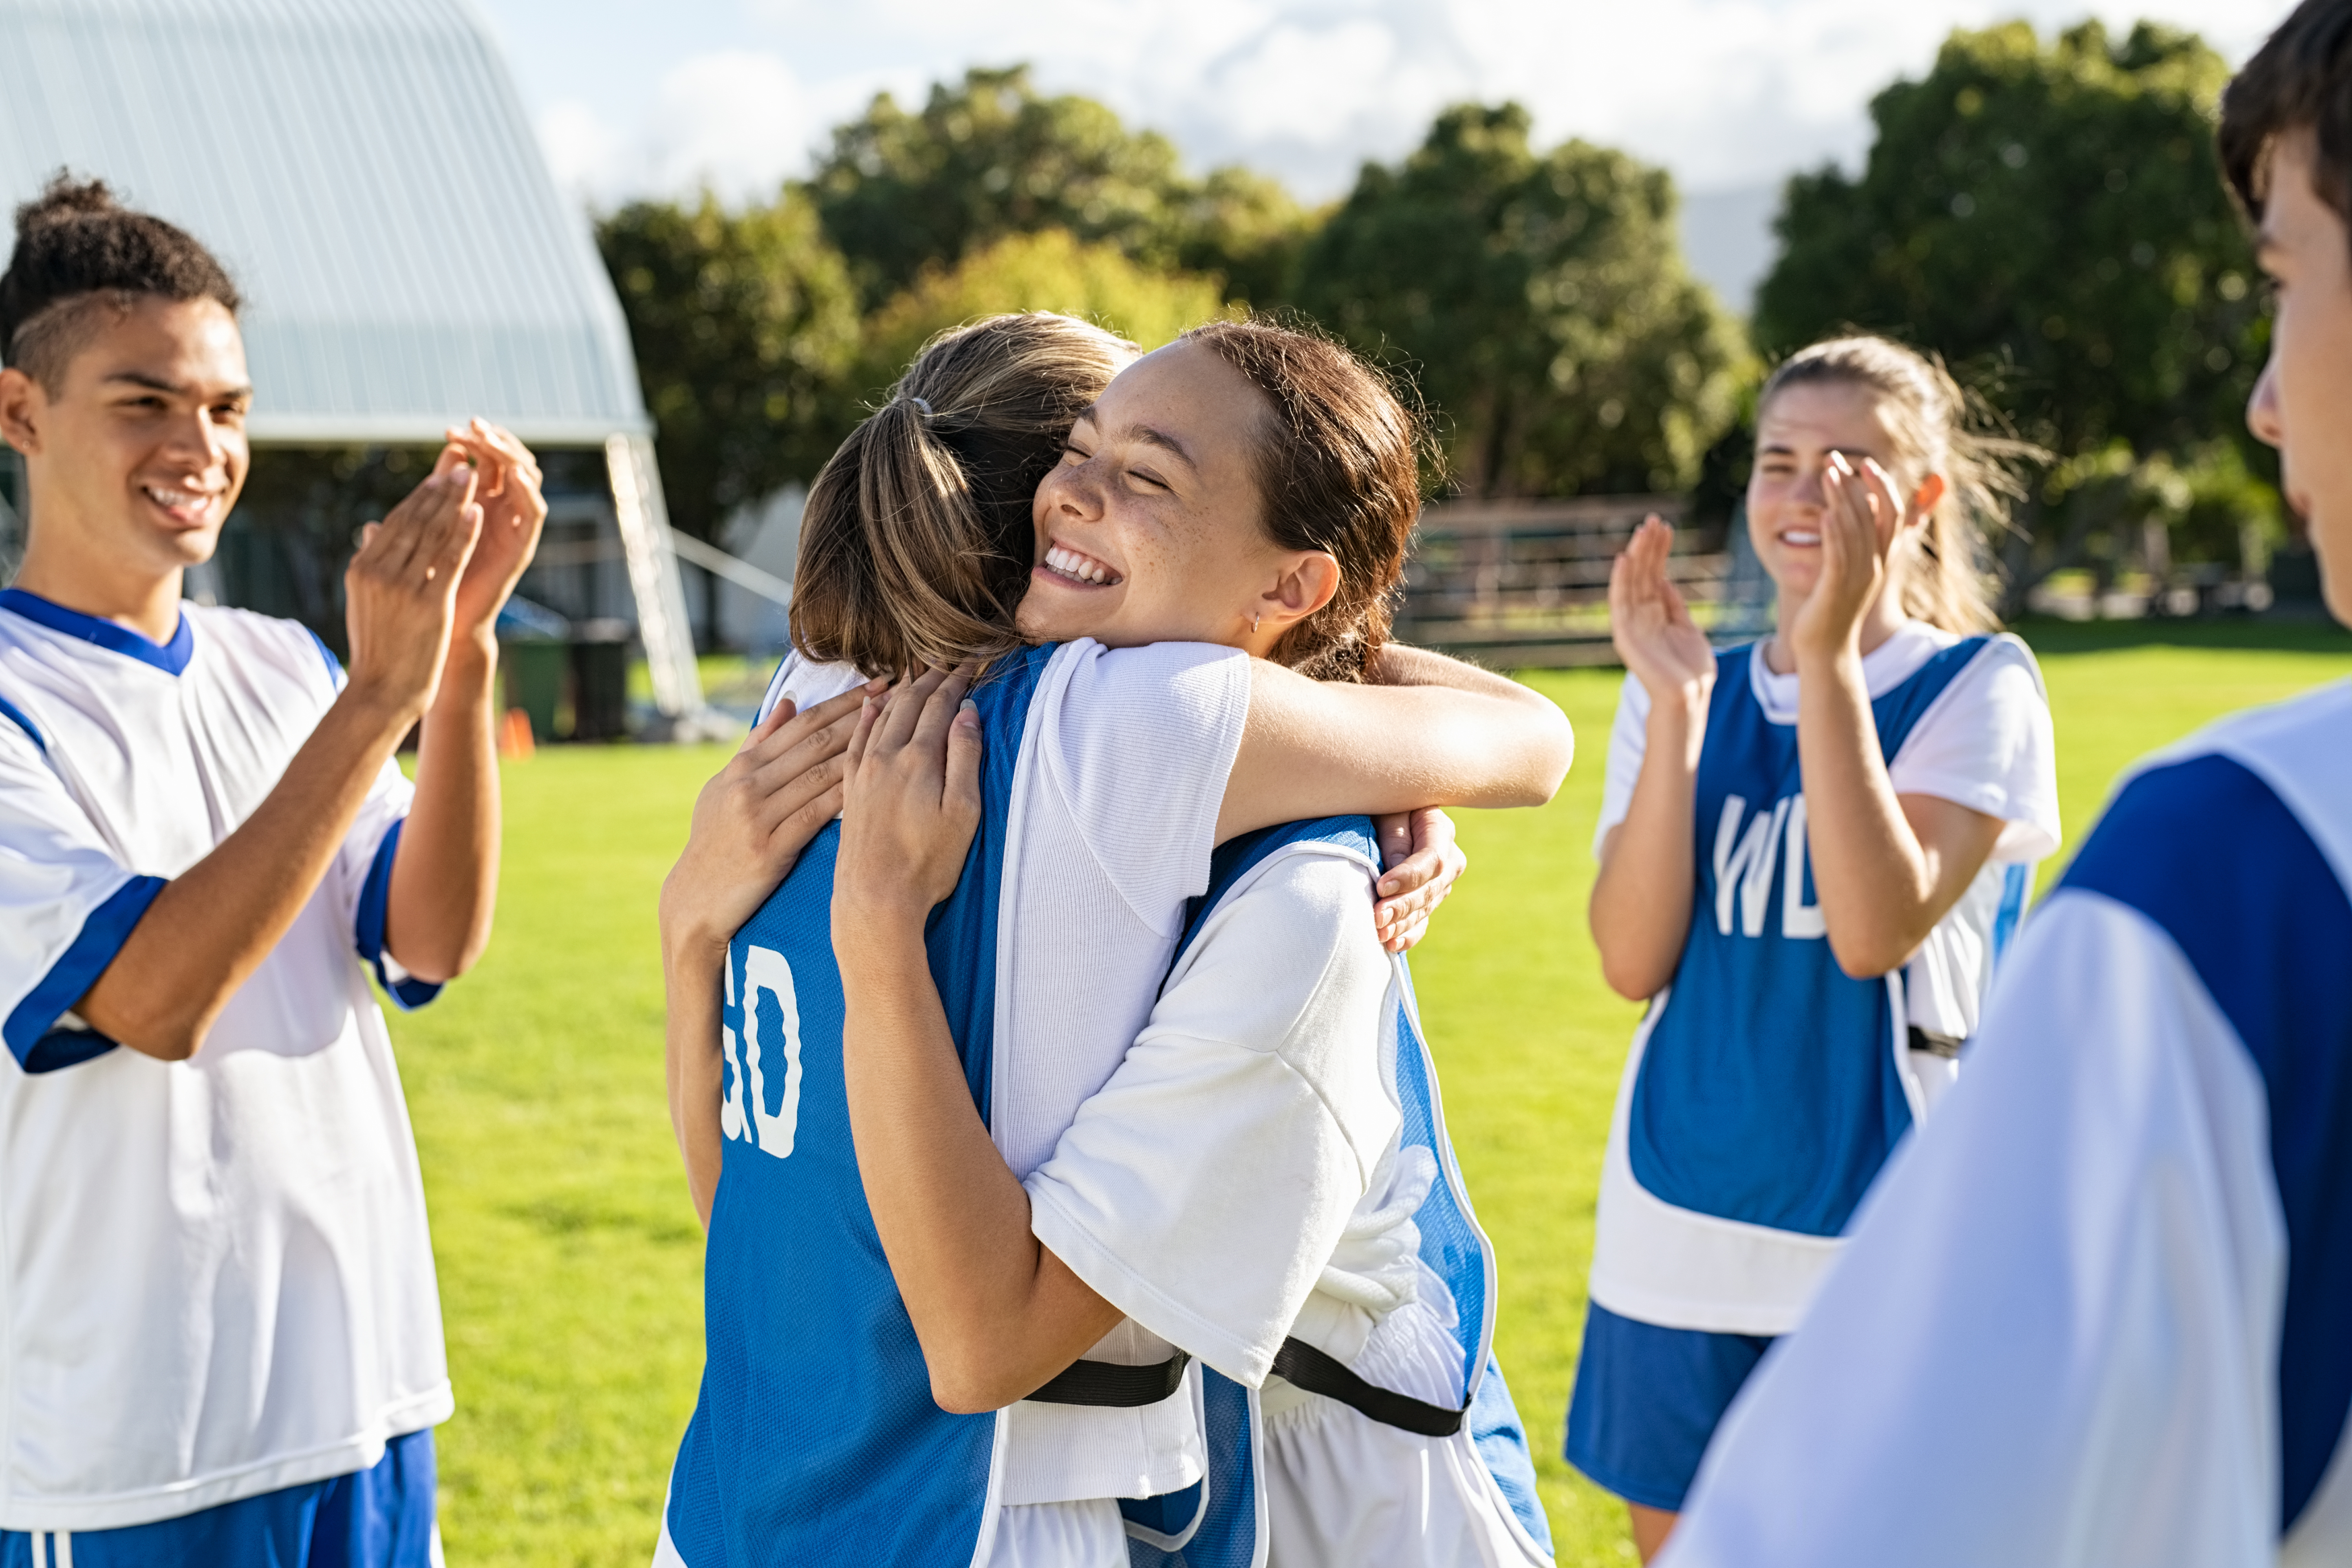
{"left": 760, "top": 640, "right": 1250, "bottom": 1503}
{"left": 1596, "top": 620, "right": 2061, "bottom": 1047}
{"left": 1020, "top": 841, "right": 1549, "bottom": 1568}
{"left": 0, "top": 593, "right": 450, "bottom": 1532}
{"left": 1023, "top": 846, "right": 1413, "bottom": 1387}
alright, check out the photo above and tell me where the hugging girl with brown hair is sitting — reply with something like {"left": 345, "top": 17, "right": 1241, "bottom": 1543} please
{"left": 652, "top": 313, "right": 1568, "bottom": 1567}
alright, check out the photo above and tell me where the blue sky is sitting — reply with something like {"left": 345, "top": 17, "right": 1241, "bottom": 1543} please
{"left": 469, "top": 0, "right": 2278, "bottom": 304}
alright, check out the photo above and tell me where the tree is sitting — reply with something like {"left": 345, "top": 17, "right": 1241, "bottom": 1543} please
{"left": 857, "top": 228, "right": 1227, "bottom": 397}
{"left": 1170, "top": 165, "right": 1314, "bottom": 309}
{"left": 1753, "top": 21, "right": 2270, "bottom": 600}
{"left": 808, "top": 66, "right": 1185, "bottom": 306}
{"left": 1296, "top": 104, "right": 1748, "bottom": 499}
{"left": 806, "top": 65, "right": 1314, "bottom": 310}
{"left": 598, "top": 190, "right": 861, "bottom": 640}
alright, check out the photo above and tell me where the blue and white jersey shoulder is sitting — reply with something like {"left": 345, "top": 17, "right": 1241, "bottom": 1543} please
{"left": 1664, "top": 677, "right": 2352, "bottom": 1568}
{"left": 1588, "top": 624, "right": 2059, "bottom": 1336}
{"left": 0, "top": 590, "right": 447, "bottom": 1532}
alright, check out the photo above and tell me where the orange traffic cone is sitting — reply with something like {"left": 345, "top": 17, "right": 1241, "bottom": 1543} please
{"left": 498, "top": 707, "right": 536, "bottom": 759}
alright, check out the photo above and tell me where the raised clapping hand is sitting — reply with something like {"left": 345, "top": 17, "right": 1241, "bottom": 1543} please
{"left": 440, "top": 418, "right": 549, "bottom": 642}
{"left": 1609, "top": 515, "right": 1716, "bottom": 708}
{"left": 659, "top": 679, "right": 886, "bottom": 958}
{"left": 342, "top": 461, "right": 483, "bottom": 723}
{"left": 832, "top": 668, "right": 984, "bottom": 949}
{"left": 1790, "top": 451, "right": 1900, "bottom": 666}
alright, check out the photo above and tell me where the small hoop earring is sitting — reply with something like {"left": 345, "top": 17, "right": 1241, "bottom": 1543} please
{"left": 1251, "top": 613, "right": 1261, "bottom": 633}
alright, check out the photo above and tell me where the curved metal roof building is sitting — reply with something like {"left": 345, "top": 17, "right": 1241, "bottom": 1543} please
{"left": 0, "top": 0, "right": 710, "bottom": 718}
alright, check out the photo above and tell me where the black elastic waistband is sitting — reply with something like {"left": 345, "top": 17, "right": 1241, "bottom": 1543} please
{"left": 1270, "top": 1336, "right": 1465, "bottom": 1437}
{"left": 1025, "top": 1351, "right": 1191, "bottom": 1408}
{"left": 1908, "top": 1025, "right": 1964, "bottom": 1059}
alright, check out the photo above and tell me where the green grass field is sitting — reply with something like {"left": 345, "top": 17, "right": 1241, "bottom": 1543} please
{"left": 394, "top": 620, "right": 2352, "bottom": 1565}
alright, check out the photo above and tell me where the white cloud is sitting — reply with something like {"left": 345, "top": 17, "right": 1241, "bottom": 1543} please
{"left": 536, "top": 99, "right": 625, "bottom": 201}
{"left": 542, "top": 49, "right": 828, "bottom": 205}
{"left": 496, "top": 0, "right": 2288, "bottom": 209}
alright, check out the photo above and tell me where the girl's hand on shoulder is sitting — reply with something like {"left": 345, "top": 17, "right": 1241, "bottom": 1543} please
{"left": 658, "top": 677, "right": 882, "bottom": 962}
{"left": 1608, "top": 516, "right": 1716, "bottom": 709}
{"left": 832, "top": 667, "right": 984, "bottom": 950}
{"left": 1372, "top": 807, "right": 1468, "bottom": 953}
{"left": 1791, "top": 452, "right": 1898, "bottom": 666}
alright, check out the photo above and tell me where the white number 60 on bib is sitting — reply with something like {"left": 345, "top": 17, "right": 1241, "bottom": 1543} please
{"left": 722, "top": 944, "right": 805, "bottom": 1159}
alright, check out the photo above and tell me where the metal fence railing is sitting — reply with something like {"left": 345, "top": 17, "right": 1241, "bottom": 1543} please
{"left": 1397, "top": 495, "right": 1773, "bottom": 668}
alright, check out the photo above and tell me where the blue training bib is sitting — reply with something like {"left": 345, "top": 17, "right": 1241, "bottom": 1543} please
{"left": 664, "top": 646, "right": 1050, "bottom": 1568}
{"left": 1628, "top": 639, "right": 1991, "bottom": 1238}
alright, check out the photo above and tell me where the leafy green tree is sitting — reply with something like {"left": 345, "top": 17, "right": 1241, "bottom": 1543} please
{"left": 1296, "top": 104, "right": 1747, "bottom": 499}
{"left": 806, "top": 65, "right": 1313, "bottom": 309}
{"left": 1169, "top": 165, "right": 1314, "bottom": 309}
{"left": 597, "top": 189, "right": 861, "bottom": 639}
{"left": 858, "top": 228, "right": 1227, "bottom": 395}
{"left": 808, "top": 66, "right": 1185, "bottom": 306}
{"left": 1753, "top": 20, "right": 2270, "bottom": 598}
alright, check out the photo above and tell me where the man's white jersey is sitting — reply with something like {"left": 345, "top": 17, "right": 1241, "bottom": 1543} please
{"left": 0, "top": 589, "right": 451, "bottom": 1532}
{"left": 1663, "top": 678, "right": 2352, "bottom": 1568}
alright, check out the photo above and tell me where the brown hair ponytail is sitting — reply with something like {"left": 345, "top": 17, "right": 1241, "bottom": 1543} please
{"left": 790, "top": 312, "right": 1136, "bottom": 679}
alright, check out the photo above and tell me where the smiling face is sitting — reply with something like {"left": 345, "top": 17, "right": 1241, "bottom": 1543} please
{"left": 1018, "top": 338, "right": 1333, "bottom": 653}
{"left": 0, "top": 295, "right": 251, "bottom": 584}
{"left": 1747, "top": 379, "right": 1934, "bottom": 609}
{"left": 2245, "top": 130, "right": 2352, "bottom": 625}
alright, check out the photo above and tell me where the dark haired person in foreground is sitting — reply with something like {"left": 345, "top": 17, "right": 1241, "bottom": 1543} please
{"left": 0, "top": 177, "right": 542, "bottom": 1565}
{"left": 1655, "top": 4, "right": 2352, "bottom": 1564}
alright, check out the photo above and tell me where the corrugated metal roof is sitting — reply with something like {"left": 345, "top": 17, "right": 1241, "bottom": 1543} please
{"left": 0, "top": 0, "right": 650, "bottom": 443}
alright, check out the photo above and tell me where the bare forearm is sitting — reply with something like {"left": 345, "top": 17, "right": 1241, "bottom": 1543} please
{"left": 1591, "top": 696, "right": 1705, "bottom": 999}
{"left": 840, "top": 933, "right": 1115, "bottom": 1413}
{"left": 1797, "top": 650, "right": 1936, "bottom": 975}
{"left": 78, "top": 688, "right": 415, "bottom": 1059}
{"left": 1368, "top": 642, "right": 1533, "bottom": 702}
{"left": 386, "top": 635, "right": 500, "bottom": 982}
{"left": 1221, "top": 656, "right": 1573, "bottom": 839}
{"left": 662, "top": 939, "right": 727, "bottom": 1227}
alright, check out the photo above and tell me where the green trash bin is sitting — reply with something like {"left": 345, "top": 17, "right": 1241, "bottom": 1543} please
{"left": 569, "top": 620, "right": 633, "bottom": 742}
{"left": 500, "top": 640, "right": 565, "bottom": 742}
{"left": 496, "top": 595, "right": 570, "bottom": 741}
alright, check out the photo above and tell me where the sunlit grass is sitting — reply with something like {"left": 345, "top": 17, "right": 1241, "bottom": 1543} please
{"left": 399, "top": 622, "right": 2350, "bottom": 1564}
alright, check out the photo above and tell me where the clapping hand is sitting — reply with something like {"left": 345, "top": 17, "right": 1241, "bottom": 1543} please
{"left": 440, "top": 418, "right": 549, "bottom": 641}
{"left": 343, "top": 462, "right": 483, "bottom": 721}
{"left": 1790, "top": 452, "right": 1899, "bottom": 666}
{"left": 1608, "top": 516, "right": 1716, "bottom": 707}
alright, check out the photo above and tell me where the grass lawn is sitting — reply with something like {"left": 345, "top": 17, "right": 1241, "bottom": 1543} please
{"left": 398, "top": 620, "right": 2351, "bottom": 1565}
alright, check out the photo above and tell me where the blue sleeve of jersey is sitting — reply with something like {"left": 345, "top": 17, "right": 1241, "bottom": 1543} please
{"left": 4, "top": 873, "right": 168, "bottom": 1072}
{"left": 354, "top": 820, "right": 446, "bottom": 1011}
{"left": 2062, "top": 752, "right": 2352, "bottom": 1528}
{"left": 301, "top": 624, "right": 345, "bottom": 694}
{"left": 0, "top": 692, "right": 46, "bottom": 754}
